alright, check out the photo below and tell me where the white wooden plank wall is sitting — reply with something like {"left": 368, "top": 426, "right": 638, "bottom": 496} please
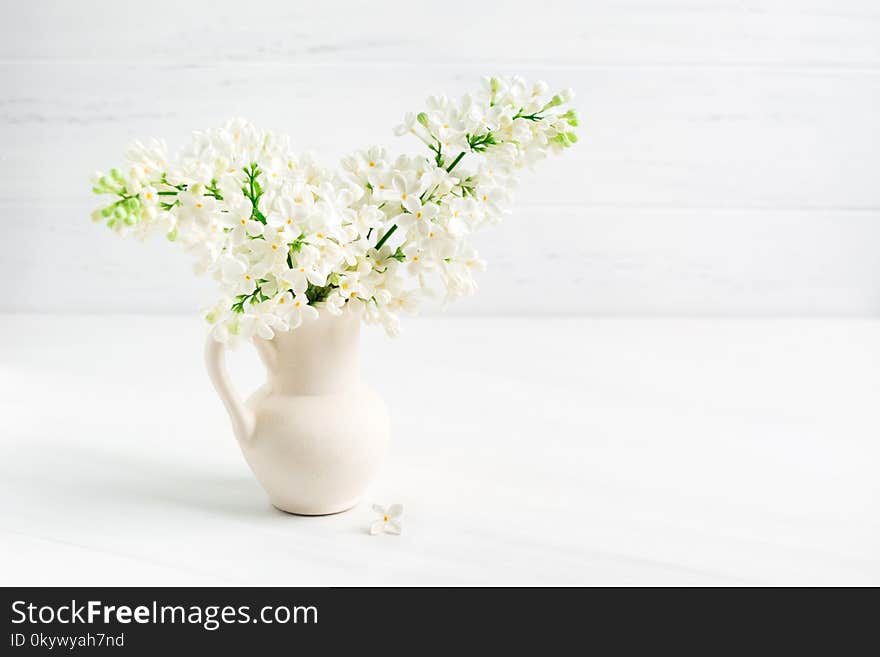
{"left": 1, "top": 0, "right": 878, "bottom": 315}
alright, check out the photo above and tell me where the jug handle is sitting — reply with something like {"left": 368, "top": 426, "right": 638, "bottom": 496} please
{"left": 205, "top": 335, "right": 255, "bottom": 443}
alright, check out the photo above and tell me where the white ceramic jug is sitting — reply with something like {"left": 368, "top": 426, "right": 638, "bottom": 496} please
{"left": 205, "top": 308, "right": 390, "bottom": 515}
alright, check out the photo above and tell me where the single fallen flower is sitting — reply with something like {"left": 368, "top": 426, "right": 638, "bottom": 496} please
{"left": 371, "top": 504, "right": 404, "bottom": 535}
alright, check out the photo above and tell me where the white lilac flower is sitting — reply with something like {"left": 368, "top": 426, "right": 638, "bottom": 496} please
{"left": 397, "top": 196, "right": 438, "bottom": 238}
{"left": 370, "top": 504, "right": 403, "bottom": 535}
{"left": 350, "top": 205, "right": 384, "bottom": 237}
{"left": 386, "top": 172, "right": 424, "bottom": 206}
{"left": 275, "top": 291, "right": 318, "bottom": 330}
{"left": 286, "top": 262, "right": 327, "bottom": 294}
{"left": 322, "top": 289, "right": 347, "bottom": 315}
{"left": 218, "top": 255, "right": 257, "bottom": 296}
{"left": 393, "top": 112, "right": 421, "bottom": 138}
{"left": 335, "top": 272, "right": 362, "bottom": 302}
{"left": 91, "top": 77, "right": 578, "bottom": 341}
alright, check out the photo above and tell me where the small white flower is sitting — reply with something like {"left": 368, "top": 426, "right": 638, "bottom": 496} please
{"left": 218, "top": 254, "right": 257, "bottom": 295}
{"left": 370, "top": 504, "right": 403, "bottom": 535}
{"left": 350, "top": 205, "right": 385, "bottom": 236}
{"left": 279, "top": 262, "right": 326, "bottom": 294}
{"left": 397, "top": 196, "right": 438, "bottom": 238}
{"left": 393, "top": 112, "right": 420, "bottom": 137}
{"left": 336, "top": 272, "right": 362, "bottom": 302}
{"left": 139, "top": 186, "right": 159, "bottom": 207}
{"left": 366, "top": 167, "right": 394, "bottom": 200}
{"left": 178, "top": 190, "right": 217, "bottom": 226}
{"left": 275, "top": 291, "right": 318, "bottom": 329}
{"left": 322, "top": 289, "right": 347, "bottom": 315}
{"left": 388, "top": 172, "right": 424, "bottom": 206}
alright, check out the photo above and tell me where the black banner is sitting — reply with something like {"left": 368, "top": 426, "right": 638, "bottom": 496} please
{"left": 0, "top": 587, "right": 873, "bottom": 653}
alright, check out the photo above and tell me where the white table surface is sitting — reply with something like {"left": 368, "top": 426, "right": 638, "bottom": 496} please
{"left": 1, "top": 315, "right": 878, "bottom": 586}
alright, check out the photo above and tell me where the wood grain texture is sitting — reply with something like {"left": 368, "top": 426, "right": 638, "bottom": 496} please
{"left": 1, "top": 0, "right": 878, "bottom": 314}
{"left": 5, "top": 0, "right": 880, "bottom": 67}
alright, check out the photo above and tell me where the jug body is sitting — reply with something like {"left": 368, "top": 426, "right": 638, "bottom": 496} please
{"left": 206, "top": 308, "right": 390, "bottom": 515}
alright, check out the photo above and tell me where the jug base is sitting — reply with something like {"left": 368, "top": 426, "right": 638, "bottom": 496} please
{"left": 270, "top": 498, "right": 360, "bottom": 516}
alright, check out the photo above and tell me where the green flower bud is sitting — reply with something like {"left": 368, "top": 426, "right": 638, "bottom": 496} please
{"left": 566, "top": 131, "right": 578, "bottom": 144}
{"left": 542, "top": 95, "right": 563, "bottom": 112}
{"left": 100, "top": 205, "right": 114, "bottom": 217}
{"left": 113, "top": 205, "right": 127, "bottom": 219}
{"left": 416, "top": 112, "right": 430, "bottom": 128}
{"left": 166, "top": 227, "right": 179, "bottom": 242}
{"left": 110, "top": 168, "right": 125, "bottom": 184}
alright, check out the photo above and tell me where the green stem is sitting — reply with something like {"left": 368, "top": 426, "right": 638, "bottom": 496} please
{"left": 242, "top": 163, "right": 267, "bottom": 224}
{"left": 513, "top": 107, "right": 544, "bottom": 122}
{"left": 374, "top": 224, "right": 398, "bottom": 251}
{"left": 446, "top": 151, "right": 466, "bottom": 173}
